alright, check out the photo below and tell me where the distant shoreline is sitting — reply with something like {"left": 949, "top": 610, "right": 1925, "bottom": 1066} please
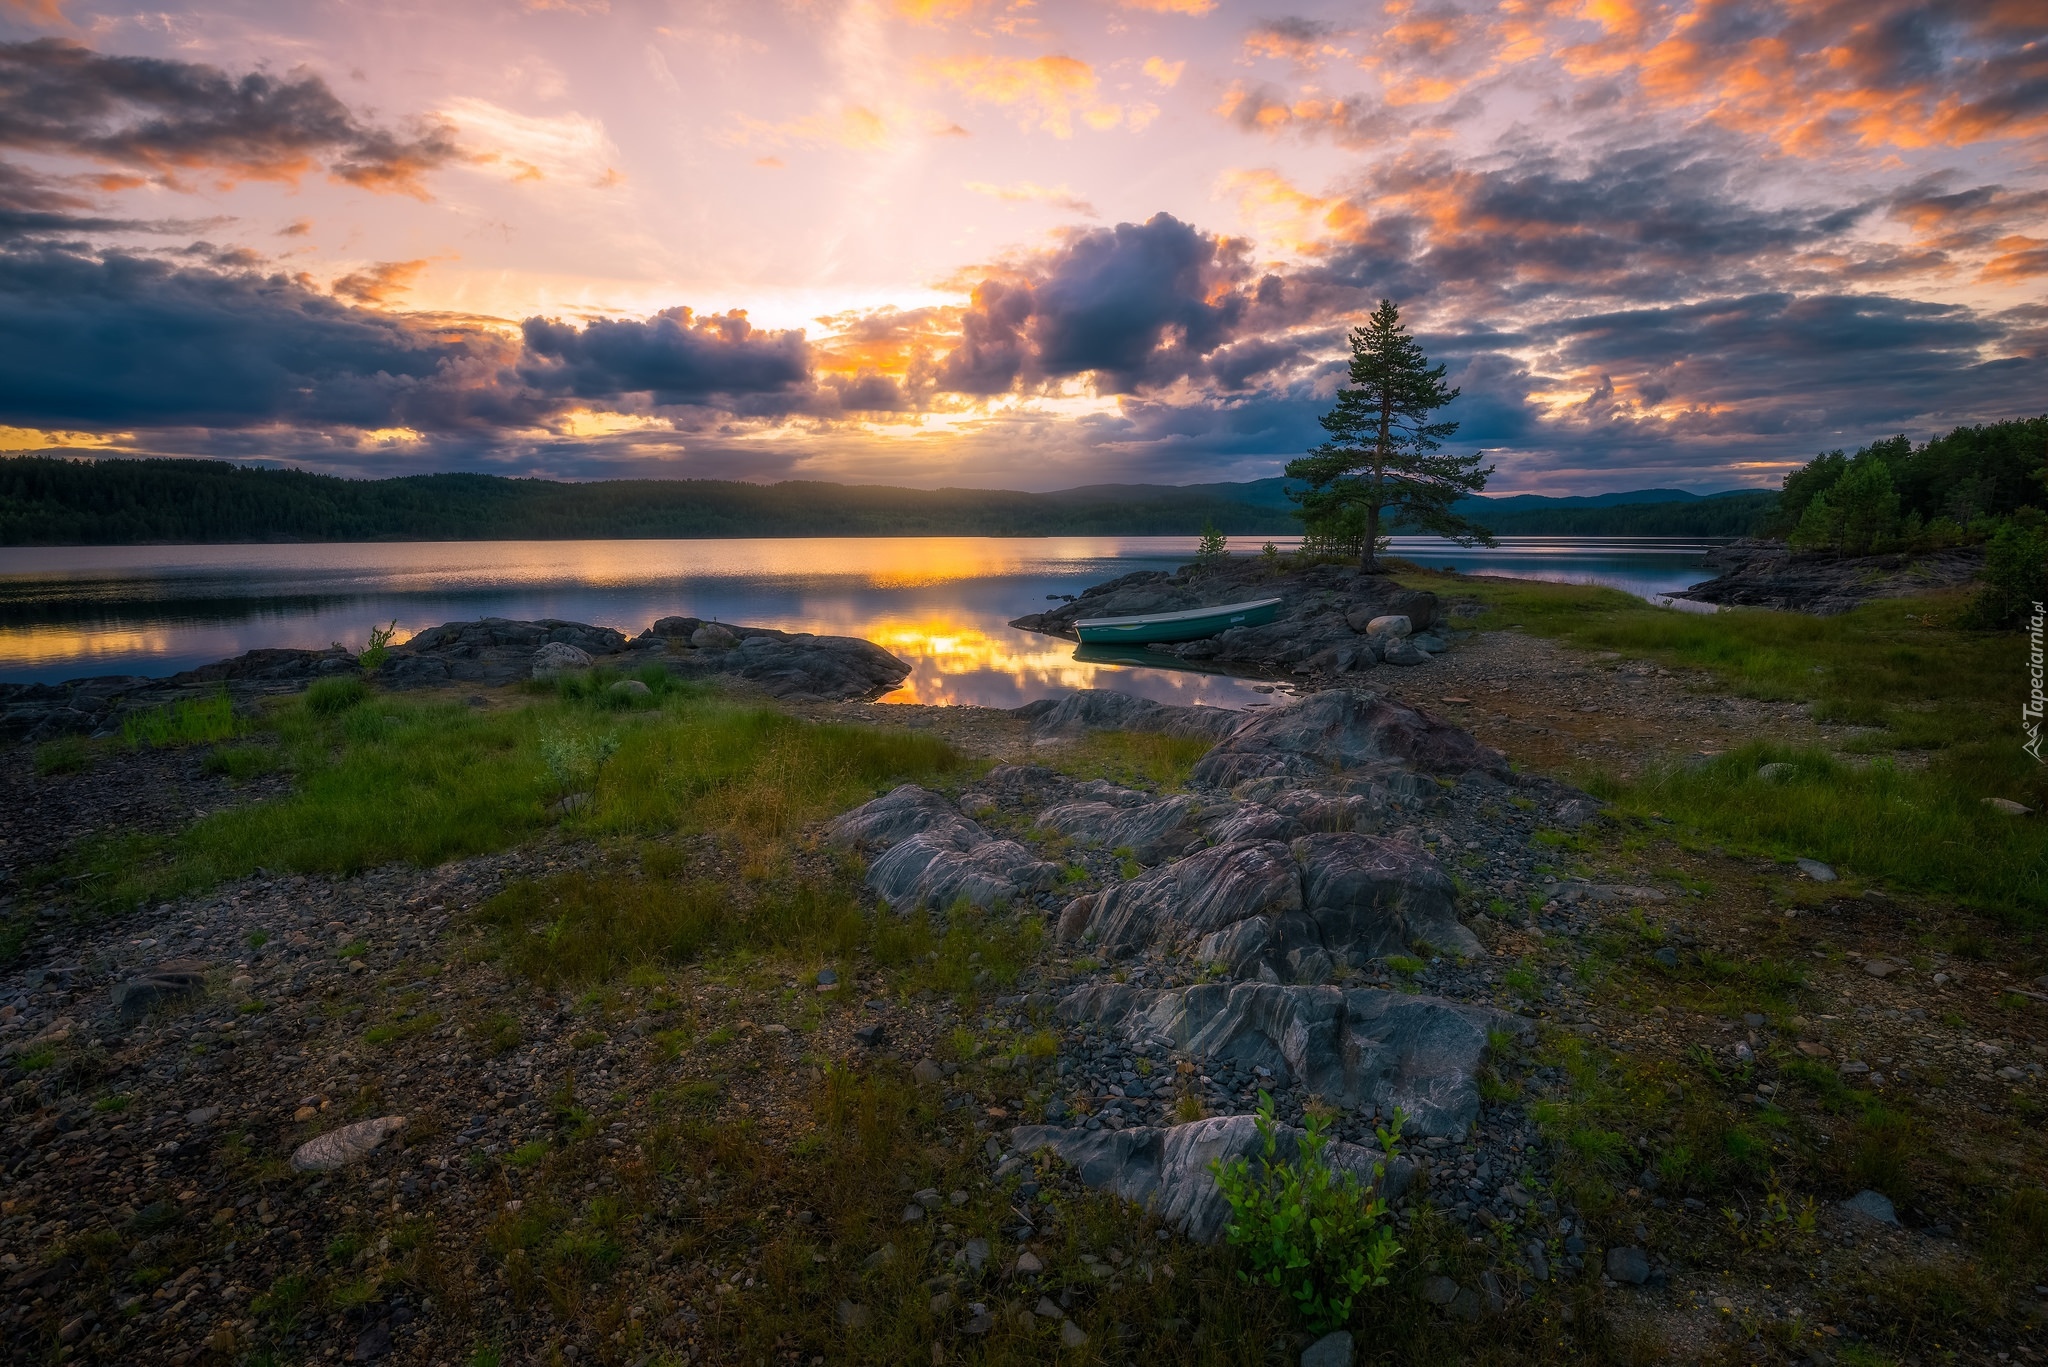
{"left": 0, "top": 456, "right": 1777, "bottom": 546}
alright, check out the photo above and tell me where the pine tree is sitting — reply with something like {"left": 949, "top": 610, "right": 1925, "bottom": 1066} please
{"left": 1285, "top": 300, "right": 1494, "bottom": 572}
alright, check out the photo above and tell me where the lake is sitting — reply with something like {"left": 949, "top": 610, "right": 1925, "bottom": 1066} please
{"left": 0, "top": 535, "right": 1721, "bottom": 705}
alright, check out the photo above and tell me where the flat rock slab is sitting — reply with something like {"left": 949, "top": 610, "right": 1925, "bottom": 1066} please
{"left": 1191, "top": 690, "right": 1508, "bottom": 788}
{"left": 1010, "top": 1113, "right": 1412, "bottom": 1243}
{"left": 109, "top": 960, "right": 210, "bottom": 1024}
{"left": 827, "top": 785, "right": 1059, "bottom": 911}
{"left": 1017, "top": 688, "right": 1244, "bottom": 741}
{"left": 290, "top": 1116, "right": 407, "bottom": 1172}
{"left": 1062, "top": 831, "right": 1478, "bottom": 975}
{"left": 1035, "top": 794, "right": 1207, "bottom": 864}
{"left": 1057, "top": 981, "right": 1524, "bottom": 1138}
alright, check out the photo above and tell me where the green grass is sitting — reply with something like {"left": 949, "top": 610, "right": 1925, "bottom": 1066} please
{"left": 201, "top": 742, "right": 282, "bottom": 782}
{"left": 33, "top": 735, "right": 91, "bottom": 776}
{"left": 121, "top": 689, "right": 243, "bottom": 748}
{"left": 52, "top": 686, "right": 964, "bottom": 913}
{"left": 1420, "top": 572, "right": 2047, "bottom": 921}
{"left": 305, "top": 676, "right": 370, "bottom": 716}
{"left": 1591, "top": 742, "right": 2048, "bottom": 920}
{"left": 1050, "top": 728, "right": 1217, "bottom": 790}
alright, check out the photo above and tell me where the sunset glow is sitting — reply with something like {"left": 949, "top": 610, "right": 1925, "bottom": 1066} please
{"left": 0, "top": 0, "right": 2041, "bottom": 494}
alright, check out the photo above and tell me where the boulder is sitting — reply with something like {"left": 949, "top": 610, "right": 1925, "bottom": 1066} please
{"left": 1203, "top": 804, "right": 1308, "bottom": 845}
{"left": 608, "top": 678, "right": 653, "bottom": 699}
{"left": 691, "top": 623, "right": 739, "bottom": 649}
{"left": 1191, "top": 690, "right": 1507, "bottom": 788}
{"left": 1071, "top": 840, "right": 1301, "bottom": 955}
{"left": 1034, "top": 795, "right": 1205, "bottom": 864}
{"left": 1296, "top": 832, "right": 1479, "bottom": 960}
{"left": 1010, "top": 1113, "right": 1410, "bottom": 1242}
{"left": 109, "top": 960, "right": 209, "bottom": 1024}
{"left": 1839, "top": 1189, "right": 1899, "bottom": 1225}
{"left": 831, "top": 786, "right": 1059, "bottom": 911}
{"left": 1363, "top": 615, "right": 1412, "bottom": 638}
{"left": 1058, "top": 981, "right": 1521, "bottom": 1138}
{"left": 1381, "top": 638, "right": 1429, "bottom": 667}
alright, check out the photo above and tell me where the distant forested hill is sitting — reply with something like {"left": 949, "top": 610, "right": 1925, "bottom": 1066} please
{"left": 0, "top": 456, "right": 1777, "bottom": 545}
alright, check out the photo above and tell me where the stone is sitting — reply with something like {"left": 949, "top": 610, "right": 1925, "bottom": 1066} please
{"left": 1021, "top": 688, "right": 1245, "bottom": 742}
{"left": 901, "top": 1204, "right": 925, "bottom": 1223}
{"left": 351, "top": 1322, "right": 392, "bottom": 1360}
{"left": 691, "top": 623, "right": 739, "bottom": 649}
{"left": 1035, "top": 795, "right": 1206, "bottom": 864}
{"left": 853, "top": 1024, "right": 887, "bottom": 1047}
{"left": 1840, "top": 1189, "right": 1898, "bottom": 1225}
{"left": 1421, "top": 1275, "right": 1458, "bottom": 1305}
{"left": 817, "top": 968, "right": 838, "bottom": 986}
{"left": 960, "top": 1238, "right": 990, "bottom": 1272}
{"left": 1364, "top": 615, "right": 1412, "bottom": 638}
{"left": 1015, "top": 1250, "right": 1043, "bottom": 1274}
{"left": 290, "top": 1116, "right": 406, "bottom": 1172}
{"left": 1011, "top": 1112, "right": 1411, "bottom": 1242}
{"left": 1060, "top": 1319, "right": 1088, "bottom": 1348}
{"left": 836, "top": 1300, "right": 870, "bottom": 1328}
{"left": 1449, "top": 1287, "right": 1484, "bottom": 1320}
{"left": 186, "top": 1106, "right": 220, "bottom": 1127}
{"left": 1061, "top": 981, "right": 1517, "bottom": 1138}
{"left": 1863, "top": 958, "right": 1901, "bottom": 979}
{"left": 1070, "top": 840, "right": 1300, "bottom": 957}
{"left": 1796, "top": 858, "right": 1837, "bottom": 882}
{"left": 1381, "top": 638, "right": 1429, "bottom": 667}
{"left": 1606, "top": 1246, "right": 1650, "bottom": 1285}
{"left": 1190, "top": 690, "right": 1508, "bottom": 788}
{"left": 109, "top": 960, "right": 209, "bottom": 1023}
{"left": 828, "top": 786, "right": 1060, "bottom": 911}
{"left": 1652, "top": 947, "right": 1679, "bottom": 969}
{"left": 531, "top": 641, "right": 593, "bottom": 678}
{"left": 1985, "top": 797, "right": 2031, "bottom": 816}
{"left": 1294, "top": 831, "right": 1481, "bottom": 962}
{"left": 607, "top": 678, "right": 653, "bottom": 699}
{"left": 1525, "top": 1239, "right": 1550, "bottom": 1282}
{"left": 913, "top": 1058, "right": 945, "bottom": 1085}
{"left": 1301, "top": 1329, "right": 1354, "bottom": 1367}
{"left": 1756, "top": 762, "right": 1796, "bottom": 782}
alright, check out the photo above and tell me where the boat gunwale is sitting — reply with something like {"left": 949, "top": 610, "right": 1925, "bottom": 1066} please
{"left": 1072, "top": 595, "right": 1284, "bottom": 631}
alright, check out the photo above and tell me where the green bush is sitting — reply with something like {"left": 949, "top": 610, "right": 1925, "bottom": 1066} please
{"left": 305, "top": 676, "right": 370, "bottom": 717}
{"left": 1964, "top": 512, "right": 2048, "bottom": 629}
{"left": 357, "top": 620, "right": 397, "bottom": 671}
{"left": 1212, "top": 1094, "right": 1404, "bottom": 1333}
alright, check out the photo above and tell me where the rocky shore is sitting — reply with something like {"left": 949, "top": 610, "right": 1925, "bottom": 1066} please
{"left": 0, "top": 616, "right": 911, "bottom": 742}
{"left": 1673, "top": 538, "right": 1985, "bottom": 614}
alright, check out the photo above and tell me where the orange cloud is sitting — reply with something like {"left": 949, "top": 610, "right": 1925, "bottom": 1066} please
{"left": 331, "top": 260, "right": 432, "bottom": 305}
{"left": 1220, "top": 168, "right": 1368, "bottom": 255}
{"left": 927, "top": 54, "right": 1123, "bottom": 138}
{"left": 1119, "top": 0, "right": 1215, "bottom": 14}
{"left": 1985, "top": 236, "right": 2048, "bottom": 282}
{"left": 0, "top": 0, "right": 66, "bottom": 22}
{"left": 1142, "top": 56, "right": 1185, "bottom": 88}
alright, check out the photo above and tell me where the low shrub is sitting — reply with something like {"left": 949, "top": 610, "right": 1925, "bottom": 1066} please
{"left": 121, "top": 690, "right": 241, "bottom": 748}
{"left": 305, "top": 676, "right": 370, "bottom": 716}
{"left": 1212, "top": 1093, "right": 1404, "bottom": 1333}
{"left": 33, "top": 735, "right": 90, "bottom": 776}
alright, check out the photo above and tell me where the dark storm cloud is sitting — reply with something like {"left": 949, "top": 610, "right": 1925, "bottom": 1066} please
{"left": 0, "top": 245, "right": 537, "bottom": 431}
{"left": 0, "top": 39, "right": 461, "bottom": 195}
{"left": 516, "top": 308, "right": 811, "bottom": 407}
{"left": 939, "top": 213, "right": 1258, "bottom": 395}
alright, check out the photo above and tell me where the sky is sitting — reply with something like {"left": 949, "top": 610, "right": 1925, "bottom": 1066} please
{"left": 0, "top": 0, "right": 2042, "bottom": 495}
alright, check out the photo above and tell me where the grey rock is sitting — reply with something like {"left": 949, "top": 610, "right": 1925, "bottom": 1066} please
{"left": 290, "top": 1116, "right": 406, "bottom": 1172}
{"left": 1676, "top": 539, "right": 1985, "bottom": 616}
{"left": 1011, "top": 1113, "right": 1407, "bottom": 1242}
{"left": 1296, "top": 831, "right": 1480, "bottom": 961}
{"left": 1060, "top": 1319, "right": 1088, "bottom": 1348}
{"left": 1036, "top": 794, "right": 1206, "bottom": 864}
{"left": 351, "top": 1323, "right": 392, "bottom": 1360}
{"left": 1526, "top": 1239, "right": 1549, "bottom": 1282}
{"left": 1652, "top": 947, "right": 1679, "bottom": 969}
{"left": 691, "top": 623, "right": 739, "bottom": 649}
{"left": 531, "top": 641, "right": 593, "bottom": 678}
{"left": 185, "top": 1106, "right": 220, "bottom": 1127}
{"left": 1840, "top": 1189, "right": 1899, "bottom": 1225}
{"left": 1449, "top": 1287, "right": 1484, "bottom": 1320}
{"left": 1381, "top": 638, "right": 1429, "bottom": 667}
{"left": 1756, "top": 762, "right": 1796, "bottom": 783}
{"left": 1021, "top": 689, "right": 1244, "bottom": 742}
{"left": 1363, "top": 615, "right": 1412, "bottom": 638}
{"left": 1190, "top": 690, "right": 1507, "bottom": 788}
{"left": 1071, "top": 840, "right": 1300, "bottom": 956}
{"left": 1301, "top": 1329, "right": 1354, "bottom": 1367}
{"left": 607, "top": 678, "right": 653, "bottom": 699}
{"left": 1984, "top": 797, "right": 2032, "bottom": 816}
{"left": 828, "top": 785, "right": 1060, "bottom": 911}
{"left": 1796, "top": 858, "right": 1837, "bottom": 882}
{"left": 1606, "top": 1246, "right": 1650, "bottom": 1284}
{"left": 1421, "top": 1275, "right": 1458, "bottom": 1305}
{"left": 109, "top": 960, "right": 209, "bottom": 1023}
{"left": 1204, "top": 804, "right": 1309, "bottom": 845}
{"left": 836, "top": 1300, "right": 870, "bottom": 1328}
{"left": 1059, "top": 981, "right": 1521, "bottom": 1138}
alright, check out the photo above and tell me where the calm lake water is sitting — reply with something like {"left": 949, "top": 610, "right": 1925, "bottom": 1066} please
{"left": 0, "top": 535, "right": 1720, "bottom": 705}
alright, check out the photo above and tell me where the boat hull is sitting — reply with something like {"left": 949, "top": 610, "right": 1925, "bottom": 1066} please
{"left": 1074, "top": 597, "right": 1282, "bottom": 645}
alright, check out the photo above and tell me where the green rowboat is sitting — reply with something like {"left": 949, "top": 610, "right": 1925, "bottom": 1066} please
{"left": 1073, "top": 596, "right": 1283, "bottom": 645}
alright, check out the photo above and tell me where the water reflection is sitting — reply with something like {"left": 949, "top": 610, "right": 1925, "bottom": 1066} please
{"left": 0, "top": 534, "right": 1718, "bottom": 703}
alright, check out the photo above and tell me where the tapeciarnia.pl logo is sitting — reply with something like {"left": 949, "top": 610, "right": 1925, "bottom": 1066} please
{"left": 2027, "top": 600, "right": 2045, "bottom": 764}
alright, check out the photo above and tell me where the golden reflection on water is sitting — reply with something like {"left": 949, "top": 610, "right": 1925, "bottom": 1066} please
{"left": 0, "top": 624, "right": 183, "bottom": 670}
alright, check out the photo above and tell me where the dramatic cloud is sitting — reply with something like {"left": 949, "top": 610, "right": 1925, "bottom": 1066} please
{"left": 515, "top": 309, "right": 811, "bottom": 407}
{"left": 0, "top": 40, "right": 461, "bottom": 195}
